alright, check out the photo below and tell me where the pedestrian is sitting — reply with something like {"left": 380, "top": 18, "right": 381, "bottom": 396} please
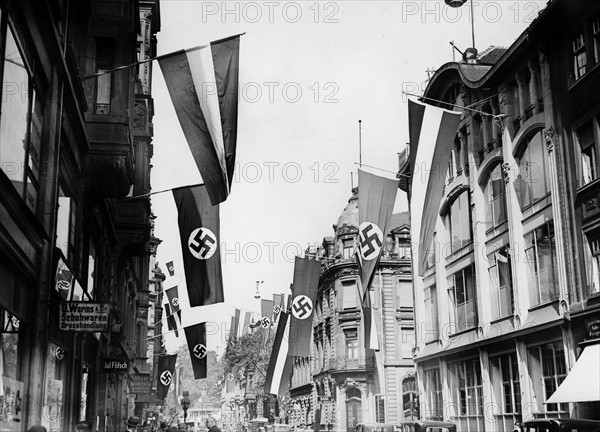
{"left": 205, "top": 417, "right": 221, "bottom": 432}
{"left": 127, "top": 416, "right": 141, "bottom": 432}
{"left": 75, "top": 421, "right": 93, "bottom": 432}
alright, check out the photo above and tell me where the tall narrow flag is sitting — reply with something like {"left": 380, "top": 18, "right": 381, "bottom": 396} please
{"left": 264, "top": 311, "right": 293, "bottom": 396}
{"left": 173, "top": 185, "right": 224, "bottom": 307}
{"left": 288, "top": 257, "right": 321, "bottom": 357}
{"left": 166, "top": 261, "right": 175, "bottom": 277}
{"left": 165, "top": 286, "right": 182, "bottom": 331}
{"left": 184, "top": 323, "right": 208, "bottom": 379}
{"left": 158, "top": 35, "right": 240, "bottom": 205}
{"left": 357, "top": 168, "right": 399, "bottom": 350}
{"left": 273, "top": 293, "right": 284, "bottom": 324}
{"left": 226, "top": 365, "right": 239, "bottom": 393}
{"left": 241, "top": 311, "right": 251, "bottom": 336}
{"left": 407, "top": 99, "right": 461, "bottom": 276}
{"left": 164, "top": 303, "right": 179, "bottom": 337}
{"left": 157, "top": 354, "right": 177, "bottom": 399}
{"left": 229, "top": 308, "right": 240, "bottom": 340}
{"left": 260, "top": 299, "right": 274, "bottom": 346}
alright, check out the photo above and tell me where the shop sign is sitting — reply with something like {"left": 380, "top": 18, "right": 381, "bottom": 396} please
{"left": 317, "top": 396, "right": 332, "bottom": 402}
{"left": 585, "top": 317, "right": 600, "bottom": 339}
{"left": 101, "top": 358, "right": 129, "bottom": 373}
{"left": 131, "top": 375, "right": 152, "bottom": 394}
{"left": 59, "top": 302, "right": 109, "bottom": 332}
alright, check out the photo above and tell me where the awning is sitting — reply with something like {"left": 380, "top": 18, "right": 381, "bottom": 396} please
{"left": 546, "top": 343, "right": 600, "bottom": 403}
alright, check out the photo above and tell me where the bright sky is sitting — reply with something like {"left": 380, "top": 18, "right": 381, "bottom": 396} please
{"left": 150, "top": 0, "right": 549, "bottom": 355}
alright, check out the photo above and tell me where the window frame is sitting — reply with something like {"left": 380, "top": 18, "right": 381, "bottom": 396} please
{"left": 484, "top": 164, "right": 508, "bottom": 231}
{"left": 487, "top": 246, "right": 514, "bottom": 320}
{"left": 524, "top": 222, "right": 559, "bottom": 307}
{"left": 447, "top": 264, "right": 478, "bottom": 333}
{"left": 576, "top": 119, "right": 600, "bottom": 187}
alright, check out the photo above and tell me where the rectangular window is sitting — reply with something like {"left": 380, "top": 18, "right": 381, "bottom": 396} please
{"left": 524, "top": 223, "right": 559, "bottom": 306}
{"left": 341, "top": 279, "right": 358, "bottom": 310}
{"left": 578, "top": 121, "right": 598, "bottom": 186}
{"left": 423, "top": 285, "right": 439, "bottom": 342}
{"left": 528, "top": 342, "right": 568, "bottom": 414}
{"left": 342, "top": 237, "right": 354, "bottom": 260}
{"left": 490, "top": 353, "right": 521, "bottom": 414}
{"left": 448, "top": 265, "right": 478, "bottom": 332}
{"left": 0, "top": 25, "right": 44, "bottom": 212}
{"left": 344, "top": 331, "right": 358, "bottom": 360}
{"left": 423, "top": 368, "right": 442, "bottom": 421}
{"left": 573, "top": 32, "right": 587, "bottom": 80}
{"left": 488, "top": 247, "right": 513, "bottom": 320}
{"left": 1, "top": 308, "right": 21, "bottom": 380}
{"left": 448, "top": 359, "right": 484, "bottom": 418}
{"left": 449, "top": 192, "right": 472, "bottom": 252}
{"left": 95, "top": 38, "right": 114, "bottom": 115}
{"left": 56, "top": 185, "right": 78, "bottom": 265}
{"left": 486, "top": 165, "right": 507, "bottom": 230}
{"left": 583, "top": 235, "right": 600, "bottom": 295}
{"left": 375, "top": 395, "right": 385, "bottom": 423}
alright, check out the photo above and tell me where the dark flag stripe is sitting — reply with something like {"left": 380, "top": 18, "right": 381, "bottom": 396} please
{"left": 157, "top": 354, "right": 177, "bottom": 399}
{"left": 173, "top": 185, "right": 224, "bottom": 307}
{"left": 184, "top": 322, "right": 208, "bottom": 379}
{"left": 211, "top": 36, "right": 240, "bottom": 190}
{"left": 288, "top": 257, "right": 321, "bottom": 357}
{"left": 164, "top": 303, "right": 179, "bottom": 337}
{"left": 264, "top": 312, "right": 291, "bottom": 395}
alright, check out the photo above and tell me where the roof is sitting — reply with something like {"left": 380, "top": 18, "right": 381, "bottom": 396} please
{"left": 389, "top": 211, "right": 409, "bottom": 230}
{"left": 477, "top": 46, "right": 508, "bottom": 64}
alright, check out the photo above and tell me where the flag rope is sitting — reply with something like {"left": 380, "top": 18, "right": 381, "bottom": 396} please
{"left": 82, "top": 33, "right": 245, "bottom": 81}
{"left": 403, "top": 91, "right": 508, "bottom": 119}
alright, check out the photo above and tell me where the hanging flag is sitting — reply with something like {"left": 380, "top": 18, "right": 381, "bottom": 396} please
{"left": 264, "top": 311, "right": 293, "bottom": 396}
{"left": 165, "top": 286, "right": 182, "bottom": 328}
{"left": 166, "top": 261, "right": 175, "bottom": 277}
{"left": 173, "top": 185, "right": 224, "bottom": 307}
{"left": 158, "top": 35, "right": 240, "bottom": 205}
{"left": 288, "top": 257, "right": 320, "bottom": 357}
{"left": 184, "top": 322, "right": 208, "bottom": 379}
{"left": 407, "top": 98, "right": 461, "bottom": 276}
{"left": 241, "top": 311, "right": 251, "bottom": 336}
{"left": 164, "top": 303, "right": 179, "bottom": 337}
{"left": 157, "top": 354, "right": 177, "bottom": 399}
{"left": 357, "top": 168, "right": 399, "bottom": 350}
{"left": 272, "top": 293, "right": 284, "bottom": 324}
{"left": 226, "top": 365, "right": 239, "bottom": 393}
{"left": 229, "top": 308, "right": 241, "bottom": 340}
{"left": 261, "top": 299, "right": 274, "bottom": 346}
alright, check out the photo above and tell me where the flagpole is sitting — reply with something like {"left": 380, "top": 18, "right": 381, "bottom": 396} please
{"left": 117, "top": 183, "right": 203, "bottom": 201}
{"left": 402, "top": 91, "right": 505, "bottom": 119}
{"left": 358, "top": 120, "right": 362, "bottom": 167}
{"left": 82, "top": 33, "right": 246, "bottom": 81}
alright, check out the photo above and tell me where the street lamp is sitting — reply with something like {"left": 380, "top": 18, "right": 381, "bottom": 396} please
{"left": 181, "top": 391, "right": 190, "bottom": 430}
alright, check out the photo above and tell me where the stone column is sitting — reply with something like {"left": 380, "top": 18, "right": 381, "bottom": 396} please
{"left": 528, "top": 58, "right": 540, "bottom": 115}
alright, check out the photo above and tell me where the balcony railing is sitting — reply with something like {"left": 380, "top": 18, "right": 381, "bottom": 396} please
{"left": 331, "top": 356, "right": 375, "bottom": 371}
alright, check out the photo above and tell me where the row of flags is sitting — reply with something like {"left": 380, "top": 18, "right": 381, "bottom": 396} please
{"left": 153, "top": 35, "right": 241, "bottom": 397}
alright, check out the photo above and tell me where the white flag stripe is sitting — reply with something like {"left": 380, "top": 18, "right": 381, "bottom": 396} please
{"left": 269, "top": 317, "right": 290, "bottom": 393}
{"left": 186, "top": 46, "right": 229, "bottom": 191}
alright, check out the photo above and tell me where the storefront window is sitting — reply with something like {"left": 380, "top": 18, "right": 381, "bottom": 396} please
{"left": 42, "top": 341, "right": 67, "bottom": 432}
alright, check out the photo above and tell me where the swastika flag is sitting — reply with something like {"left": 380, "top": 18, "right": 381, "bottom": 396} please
{"left": 157, "top": 353, "right": 177, "bottom": 399}
{"left": 184, "top": 322, "right": 208, "bottom": 379}
{"left": 288, "top": 257, "right": 320, "bottom": 357}
{"left": 357, "top": 168, "right": 399, "bottom": 351}
{"left": 173, "top": 185, "right": 224, "bottom": 307}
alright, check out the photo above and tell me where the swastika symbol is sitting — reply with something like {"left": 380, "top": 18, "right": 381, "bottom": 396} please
{"left": 55, "top": 347, "right": 65, "bottom": 360}
{"left": 261, "top": 317, "right": 271, "bottom": 328}
{"left": 171, "top": 297, "right": 179, "bottom": 307}
{"left": 188, "top": 227, "right": 217, "bottom": 260}
{"left": 273, "top": 305, "right": 281, "bottom": 314}
{"left": 193, "top": 344, "right": 207, "bottom": 359}
{"left": 292, "top": 295, "right": 313, "bottom": 320}
{"left": 359, "top": 222, "right": 383, "bottom": 261}
{"left": 160, "top": 370, "right": 172, "bottom": 386}
{"left": 227, "top": 373, "right": 234, "bottom": 381}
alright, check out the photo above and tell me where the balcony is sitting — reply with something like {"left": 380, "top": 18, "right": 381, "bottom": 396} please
{"left": 330, "top": 356, "right": 375, "bottom": 372}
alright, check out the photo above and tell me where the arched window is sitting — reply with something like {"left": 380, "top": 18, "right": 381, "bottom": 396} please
{"left": 485, "top": 164, "right": 507, "bottom": 230}
{"left": 515, "top": 130, "right": 551, "bottom": 209}
{"left": 402, "top": 376, "right": 419, "bottom": 421}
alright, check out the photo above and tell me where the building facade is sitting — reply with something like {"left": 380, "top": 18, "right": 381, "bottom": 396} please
{"left": 0, "top": 0, "right": 161, "bottom": 431}
{"left": 401, "top": 1, "right": 600, "bottom": 430}
{"left": 289, "top": 188, "right": 417, "bottom": 432}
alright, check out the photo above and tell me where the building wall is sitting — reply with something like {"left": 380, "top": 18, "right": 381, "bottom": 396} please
{"left": 0, "top": 1, "right": 160, "bottom": 431}
{"left": 408, "top": 1, "right": 600, "bottom": 430}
